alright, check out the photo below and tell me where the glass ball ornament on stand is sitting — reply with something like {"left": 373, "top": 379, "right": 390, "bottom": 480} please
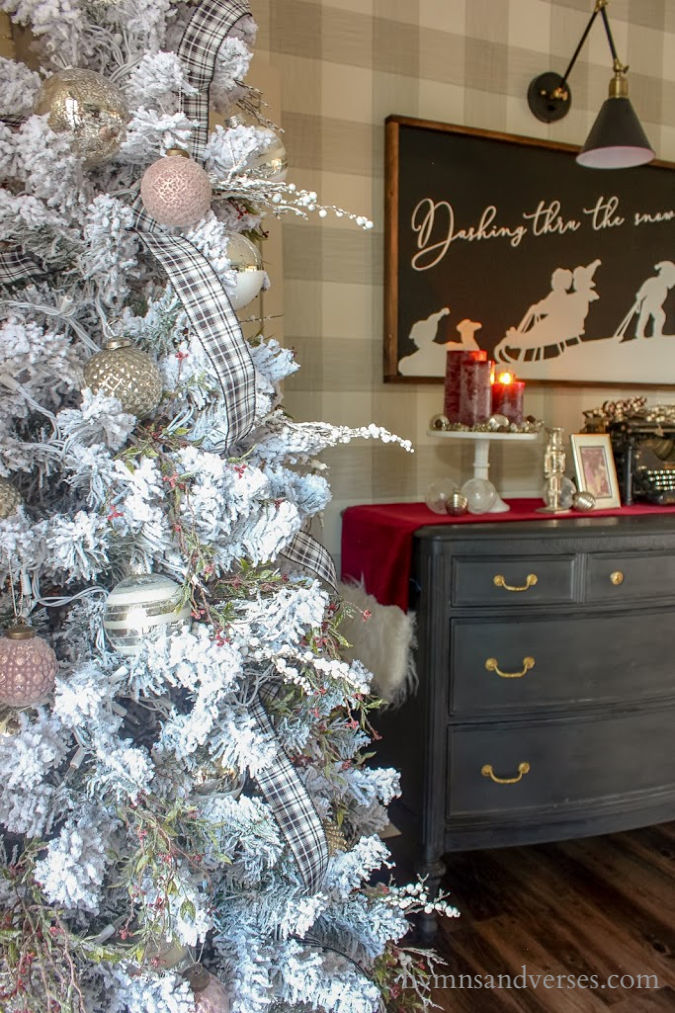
{"left": 424, "top": 478, "right": 467, "bottom": 516}
{"left": 140, "top": 148, "right": 213, "bottom": 227}
{"left": 225, "top": 232, "right": 266, "bottom": 310}
{"left": 0, "top": 620, "right": 57, "bottom": 709}
{"left": 103, "top": 574, "right": 191, "bottom": 657}
{"left": 542, "top": 474, "right": 576, "bottom": 511}
{"left": 34, "top": 68, "right": 129, "bottom": 167}
{"left": 461, "top": 477, "right": 498, "bottom": 515}
{"left": 83, "top": 338, "right": 163, "bottom": 419}
{"left": 428, "top": 427, "right": 540, "bottom": 513}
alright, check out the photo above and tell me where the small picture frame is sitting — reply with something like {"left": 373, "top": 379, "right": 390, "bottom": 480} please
{"left": 570, "top": 433, "right": 621, "bottom": 509}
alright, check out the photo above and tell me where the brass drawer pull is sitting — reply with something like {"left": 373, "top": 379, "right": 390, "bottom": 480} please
{"left": 609, "top": 570, "right": 624, "bottom": 586}
{"left": 493, "top": 573, "right": 538, "bottom": 592}
{"left": 481, "top": 762, "right": 531, "bottom": 785}
{"left": 485, "top": 656, "right": 535, "bottom": 679}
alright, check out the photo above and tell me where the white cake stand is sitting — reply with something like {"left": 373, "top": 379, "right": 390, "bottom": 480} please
{"left": 428, "top": 429, "right": 540, "bottom": 512}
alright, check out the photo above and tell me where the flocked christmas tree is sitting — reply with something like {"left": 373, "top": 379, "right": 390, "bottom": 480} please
{"left": 0, "top": 2, "right": 456, "bottom": 1011}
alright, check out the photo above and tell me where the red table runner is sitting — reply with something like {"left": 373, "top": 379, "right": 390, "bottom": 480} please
{"left": 341, "top": 499, "right": 675, "bottom": 610}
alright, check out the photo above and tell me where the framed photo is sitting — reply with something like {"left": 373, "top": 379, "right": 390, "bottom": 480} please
{"left": 570, "top": 434, "right": 621, "bottom": 508}
{"left": 384, "top": 115, "right": 675, "bottom": 385}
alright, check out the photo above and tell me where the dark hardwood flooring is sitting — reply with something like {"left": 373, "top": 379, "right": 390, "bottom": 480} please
{"left": 426, "top": 822, "right": 675, "bottom": 1012}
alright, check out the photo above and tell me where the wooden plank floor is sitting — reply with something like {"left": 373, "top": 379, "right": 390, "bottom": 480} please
{"left": 428, "top": 822, "right": 675, "bottom": 1012}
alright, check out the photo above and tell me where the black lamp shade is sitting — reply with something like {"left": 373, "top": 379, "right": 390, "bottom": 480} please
{"left": 577, "top": 95, "right": 655, "bottom": 169}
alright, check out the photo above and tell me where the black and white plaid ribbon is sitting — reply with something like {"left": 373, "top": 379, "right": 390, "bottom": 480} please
{"left": 178, "top": 0, "right": 253, "bottom": 161}
{"left": 0, "top": 251, "right": 44, "bottom": 287}
{"left": 136, "top": 230, "right": 256, "bottom": 448}
{"left": 281, "top": 529, "right": 338, "bottom": 592}
{"left": 250, "top": 695, "right": 328, "bottom": 893}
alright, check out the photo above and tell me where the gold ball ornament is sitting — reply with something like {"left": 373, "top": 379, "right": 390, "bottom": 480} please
{"left": 225, "top": 233, "right": 265, "bottom": 310}
{"left": 0, "top": 709, "right": 22, "bottom": 737}
{"left": 323, "top": 819, "right": 348, "bottom": 855}
{"left": 34, "top": 68, "right": 128, "bottom": 167}
{"left": 0, "top": 477, "right": 22, "bottom": 519}
{"left": 103, "top": 574, "right": 191, "bottom": 657}
{"left": 0, "top": 622, "right": 57, "bottom": 709}
{"left": 140, "top": 149, "right": 213, "bottom": 227}
{"left": 247, "top": 128, "right": 288, "bottom": 182}
{"left": 139, "top": 936, "right": 189, "bottom": 971}
{"left": 184, "top": 966, "right": 230, "bottom": 1013}
{"left": 572, "top": 490, "right": 596, "bottom": 512}
{"left": 83, "top": 339, "right": 162, "bottom": 419}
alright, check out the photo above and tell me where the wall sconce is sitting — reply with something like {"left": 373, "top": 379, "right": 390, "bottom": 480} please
{"left": 527, "top": 0, "right": 654, "bottom": 169}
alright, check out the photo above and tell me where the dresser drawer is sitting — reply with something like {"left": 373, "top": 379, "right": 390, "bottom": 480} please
{"left": 587, "top": 551, "right": 675, "bottom": 602}
{"left": 447, "top": 708, "right": 675, "bottom": 818}
{"left": 452, "top": 554, "right": 576, "bottom": 606}
{"left": 450, "top": 611, "right": 675, "bottom": 714}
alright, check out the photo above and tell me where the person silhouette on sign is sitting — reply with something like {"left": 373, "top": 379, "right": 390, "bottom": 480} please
{"left": 616, "top": 261, "right": 675, "bottom": 341}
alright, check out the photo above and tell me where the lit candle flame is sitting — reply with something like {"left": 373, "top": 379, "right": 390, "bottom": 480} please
{"left": 497, "top": 371, "right": 513, "bottom": 384}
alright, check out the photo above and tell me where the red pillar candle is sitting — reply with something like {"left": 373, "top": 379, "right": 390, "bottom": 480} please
{"left": 444, "top": 349, "right": 486, "bottom": 421}
{"left": 491, "top": 371, "right": 525, "bottom": 423}
{"left": 459, "top": 357, "right": 493, "bottom": 426}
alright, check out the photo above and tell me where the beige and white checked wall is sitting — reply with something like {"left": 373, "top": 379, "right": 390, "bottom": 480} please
{"left": 252, "top": 0, "right": 675, "bottom": 568}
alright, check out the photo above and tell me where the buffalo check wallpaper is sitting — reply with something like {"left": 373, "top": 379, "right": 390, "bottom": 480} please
{"left": 253, "top": 0, "right": 674, "bottom": 563}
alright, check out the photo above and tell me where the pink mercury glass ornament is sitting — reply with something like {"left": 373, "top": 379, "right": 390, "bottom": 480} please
{"left": 140, "top": 149, "right": 213, "bottom": 227}
{"left": 0, "top": 621, "right": 57, "bottom": 708}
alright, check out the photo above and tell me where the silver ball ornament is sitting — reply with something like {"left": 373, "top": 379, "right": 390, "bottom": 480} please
{"left": 0, "top": 477, "right": 22, "bottom": 519}
{"left": 194, "top": 760, "right": 245, "bottom": 797}
{"left": 103, "top": 574, "right": 191, "bottom": 657}
{"left": 487, "top": 414, "right": 509, "bottom": 431}
{"left": 572, "top": 490, "right": 596, "bottom": 512}
{"left": 0, "top": 622, "right": 57, "bottom": 709}
{"left": 225, "top": 233, "right": 265, "bottom": 310}
{"left": 429, "top": 413, "right": 450, "bottom": 431}
{"left": 83, "top": 339, "right": 162, "bottom": 418}
{"left": 34, "top": 68, "right": 128, "bottom": 167}
{"left": 140, "top": 149, "right": 213, "bottom": 227}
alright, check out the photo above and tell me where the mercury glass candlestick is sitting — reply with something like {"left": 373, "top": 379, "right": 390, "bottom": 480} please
{"left": 538, "top": 427, "right": 569, "bottom": 513}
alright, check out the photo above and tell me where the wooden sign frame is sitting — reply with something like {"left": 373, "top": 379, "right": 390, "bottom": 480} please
{"left": 384, "top": 115, "right": 675, "bottom": 386}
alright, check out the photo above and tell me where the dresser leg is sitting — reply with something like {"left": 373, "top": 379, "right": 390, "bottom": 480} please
{"left": 416, "top": 855, "right": 446, "bottom": 942}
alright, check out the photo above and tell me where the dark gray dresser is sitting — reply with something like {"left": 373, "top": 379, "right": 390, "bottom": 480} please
{"left": 376, "top": 513, "right": 675, "bottom": 929}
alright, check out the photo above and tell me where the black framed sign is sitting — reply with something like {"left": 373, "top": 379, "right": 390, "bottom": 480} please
{"left": 384, "top": 115, "right": 675, "bottom": 385}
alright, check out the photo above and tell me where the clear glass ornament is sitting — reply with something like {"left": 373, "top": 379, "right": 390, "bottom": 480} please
{"left": 542, "top": 475, "right": 576, "bottom": 510}
{"left": 425, "top": 478, "right": 460, "bottom": 515}
{"left": 461, "top": 477, "right": 498, "bottom": 514}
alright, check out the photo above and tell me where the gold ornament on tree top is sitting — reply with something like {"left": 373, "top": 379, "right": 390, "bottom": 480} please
{"left": 83, "top": 339, "right": 163, "bottom": 419}
{"left": 34, "top": 68, "right": 129, "bottom": 167}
